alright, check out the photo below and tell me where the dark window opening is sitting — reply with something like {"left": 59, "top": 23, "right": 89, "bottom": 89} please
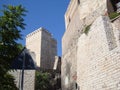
{"left": 69, "top": 17, "right": 71, "bottom": 22}
{"left": 75, "top": 83, "right": 77, "bottom": 89}
{"left": 78, "top": 0, "right": 80, "bottom": 4}
{"left": 75, "top": 83, "right": 80, "bottom": 90}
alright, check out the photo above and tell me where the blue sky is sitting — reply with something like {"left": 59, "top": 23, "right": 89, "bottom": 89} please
{"left": 0, "top": 0, "right": 70, "bottom": 56}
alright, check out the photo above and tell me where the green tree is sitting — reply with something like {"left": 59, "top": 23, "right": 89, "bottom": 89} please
{"left": 35, "top": 71, "right": 53, "bottom": 90}
{"left": 0, "top": 5, "right": 26, "bottom": 89}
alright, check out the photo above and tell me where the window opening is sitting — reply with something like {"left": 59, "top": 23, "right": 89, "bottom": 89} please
{"left": 78, "top": 0, "right": 80, "bottom": 4}
{"left": 69, "top": 17, "right": 71, "bottom": 22}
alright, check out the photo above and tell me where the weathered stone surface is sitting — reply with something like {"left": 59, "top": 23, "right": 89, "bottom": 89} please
{"left": 78, "top": 0, "right": 106, "bottom": 19}
{"left": 77, "top": 16, "right": 120, "bottom": 90}
{"left": 62, "top": 0, "right": 120, "bottom": 90}
{"left": 10, "top": 70, "right": 35, "bottom": 90}
{"left": 62, "top": 46, "right": 77, "bottom": 90}
{"left": 26, "top": 27, "right": 57, "bottom": 69}
{"left": 112, "top": 16, "right": 120, "bottom": 47}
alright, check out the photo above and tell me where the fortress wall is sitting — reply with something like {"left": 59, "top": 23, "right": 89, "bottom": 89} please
{"left": 112, "top": 17, "right": 120, "bottom": 47}
{"left": 77, "top": 16, "right": 120, "bottom": 90}
{"left": 10, "top": 70, "right": 35, "bottom": 90}
{"left": 62, "top": 0, "right": 108, "bottom": 90}
{"left": 62, "top": 1, "right": 82, "bottom": 89}
{"left": 78, "top": 0, "right": 106, "bottom": 20}
{"left": 63, "top": 0, "right": 108, "bottom": 55}
{"left": 62, "top": 5, "right": 83, "bottom": 55}
{"left": 61, "top": 46, "right": 77, "bottom": 90}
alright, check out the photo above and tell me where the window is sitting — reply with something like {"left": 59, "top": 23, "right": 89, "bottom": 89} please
{"left": 78, "top": 0, "right": 80, "bottom": 5}
{"left": 69, "top": 17, "right": 71, "bottom": 22}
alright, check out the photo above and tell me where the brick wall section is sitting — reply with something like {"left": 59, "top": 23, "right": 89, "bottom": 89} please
{"left": 10, "top": 70, "right": 35, "bottom": 90}
{"left": 112, "top": 17, "right": 120, "bottom": 47}
{"left": 62, "top": 0, "right": 109, "bottom": 90}
{"left": 77, "top": 16, "right": 120, "bottom": 90}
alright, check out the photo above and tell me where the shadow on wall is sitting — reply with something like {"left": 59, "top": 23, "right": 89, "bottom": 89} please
{"left": 11, "top": 47, "right": 37, "bottom": 70}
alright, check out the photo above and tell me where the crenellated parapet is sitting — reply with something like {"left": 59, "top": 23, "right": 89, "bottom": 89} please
{"left": 26, "top": 27, "right": 51, "bottom": 38}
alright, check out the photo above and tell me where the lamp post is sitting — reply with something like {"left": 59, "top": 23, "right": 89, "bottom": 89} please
{"left": 20, "top": 50, "right": 25, "bottom": 90}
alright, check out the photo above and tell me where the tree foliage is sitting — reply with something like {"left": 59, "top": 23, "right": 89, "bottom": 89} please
{"left": 0, "top": 5, "right": 26, "bottom": 89}
{"left": 0, "top": 72, "right": 18, "bottom": 90}
{"left": 35, "top": 71, "right": 53, "bottom": 90}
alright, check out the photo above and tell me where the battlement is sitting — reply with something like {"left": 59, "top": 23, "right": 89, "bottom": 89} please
{"left": 26, "top": 27, "right": 51, "bottom": 38}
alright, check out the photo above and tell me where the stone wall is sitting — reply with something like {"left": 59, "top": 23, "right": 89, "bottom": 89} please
{"left": 61, "top": 47, "right": 77, "bottom": 90}
{"left": 10, "top": 70, "right": 35, "bottom": 90}
{"left": 41, "top": 29, "right": 57, "bottom": 69}
{"left": 62, "top": 0, "right": 120, "bottom": 90}
{"left": 112, "top": 16, "right": 120, "bottom": 47}
{"left": 62, "top": 0, "right": 82, "bottom": 89}
{"left": 77, "top": 16, "right": 120, "bottom": 90}
{"left": 78, "top": 0, "right": 106, "bottom": 20}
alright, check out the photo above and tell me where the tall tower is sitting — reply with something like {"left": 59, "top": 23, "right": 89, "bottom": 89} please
{"left": 26, "top": 27, "right": 57, "bottom": 69}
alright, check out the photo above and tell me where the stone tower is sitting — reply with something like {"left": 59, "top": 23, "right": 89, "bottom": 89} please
{"left": 62, "top": 0, "right": 120, "bottom": 90}
{"left": 26, "top": 27, "right": 57, "bottom": 69}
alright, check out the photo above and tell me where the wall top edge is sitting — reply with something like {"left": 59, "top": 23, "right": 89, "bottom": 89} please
{"left": 26, "top": 27, "right": 51, "bottom": 38}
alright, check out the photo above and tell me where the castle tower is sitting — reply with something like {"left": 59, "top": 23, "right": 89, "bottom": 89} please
{"left": 26, "top": 27, "right": 57, "bottom": 69}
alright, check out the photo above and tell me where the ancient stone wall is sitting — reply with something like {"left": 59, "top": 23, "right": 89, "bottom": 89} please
{"left": 62, "top": 47, "right": 77, "bottom": 90}
{"left": 112, "top": 16, "right": 120, "bottom": 47}
{"left": 62, "top": 0, "right": 82, "bottom": 89}
{"left": 77, "top": 16, "right": 120, "bottom": 90}
{"left": 62, "top": 0, "right": 120, "bottom": 90}
{"left": 41, "top": 29, "right": 57, "bottom": 69}
{"left": 78, "top": 0, "right": 106, "bottom": 20}
{"left": 10, "top": 70, "right": 35, "bottom": 90}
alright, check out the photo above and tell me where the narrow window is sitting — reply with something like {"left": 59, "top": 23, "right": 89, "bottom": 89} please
{"left": 78, "top": 0, "right": 80, "bottom": 4}
{"left": 75, "top": 83, "right": 77, "bottom": 89}
{"left": 69, "top": 17, "right": 71, "bottom": 22}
